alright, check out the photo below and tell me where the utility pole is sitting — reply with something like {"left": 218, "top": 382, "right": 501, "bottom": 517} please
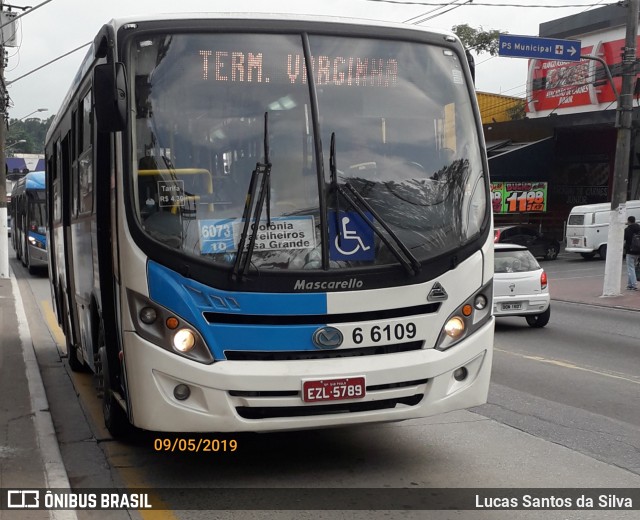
{"left": 603, "top": 0, "right": 640, "bottom": 297}
{"left": 0, "top": 0, "right": 8, "bottom": 279}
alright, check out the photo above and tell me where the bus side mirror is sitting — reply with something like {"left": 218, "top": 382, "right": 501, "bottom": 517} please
{"left": 94, "top": 62, "right": 127, "bottom": 132}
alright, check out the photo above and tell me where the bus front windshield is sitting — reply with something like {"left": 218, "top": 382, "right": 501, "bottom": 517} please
{"left": 129, "top": 32, "right": 487, "bottom": 272}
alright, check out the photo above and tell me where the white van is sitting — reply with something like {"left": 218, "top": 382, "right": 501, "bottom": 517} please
{"left": 565, "top": 200, "right": 640, "bottom": 259}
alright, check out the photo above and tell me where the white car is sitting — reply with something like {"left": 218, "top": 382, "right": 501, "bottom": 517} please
{"left": 493, "top": 243, "right": 551, "bottom": 328}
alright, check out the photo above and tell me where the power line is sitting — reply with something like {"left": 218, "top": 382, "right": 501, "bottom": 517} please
{"left": 411, "top": 0, "right": 473, "bottom": 23}
{"left": 6, "top": 41, "right": 91, "bottom": 85}
{"left": 404, "top": 0, "right": 471, "bottom": 24}
{"left": 580, "top": 0, "right": 608, "bottom": 12}
{"left": 366, "top": 0, "right": 616, "bottom": 7}
{"left": 0, "top": 0, "right": 55, "bottom": 31}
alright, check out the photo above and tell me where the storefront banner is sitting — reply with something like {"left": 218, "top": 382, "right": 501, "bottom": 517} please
{"left": 491, "top": 181, "right": 547, "bottom": 214}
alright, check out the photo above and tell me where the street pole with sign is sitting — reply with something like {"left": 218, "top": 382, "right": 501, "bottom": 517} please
{"left": 0, "top": 1, "right": 8, "bottom": 279}
{"left": 602, "top": 0, "right": 640, "bottom": 297}
{"left": 0, "top": 2, "right": 40, "bottom": 278}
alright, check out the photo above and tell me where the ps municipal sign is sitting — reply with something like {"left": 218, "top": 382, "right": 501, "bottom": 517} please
{"left": 498, "top": 34, "right": 582, "bottom": 61}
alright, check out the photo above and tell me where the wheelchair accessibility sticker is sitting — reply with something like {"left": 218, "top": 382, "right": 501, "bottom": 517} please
{"left": 329, "top": 211, "right": 375, "bottom": 261}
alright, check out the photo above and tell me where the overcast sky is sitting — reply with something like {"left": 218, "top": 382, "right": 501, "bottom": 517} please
{"left": 3, "top": 0, "right": 616, "bottom": 121}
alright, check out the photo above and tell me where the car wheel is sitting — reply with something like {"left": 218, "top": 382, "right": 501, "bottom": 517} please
{"left": 526, "top": 306, "right": 550, "bottom": 328}
{"left": 544, "top": 244, "right": 558, "bottom": 260}
{"left": 599, "top": 244, "right": 607, "bottom": 260}
{"left": 580, "top": 252, "right": 596, "bottom": 259}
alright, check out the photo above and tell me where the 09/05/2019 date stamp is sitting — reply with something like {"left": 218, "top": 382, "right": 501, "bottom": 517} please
{"left": 153, "top": 438, "right": 238, "bottom": 453}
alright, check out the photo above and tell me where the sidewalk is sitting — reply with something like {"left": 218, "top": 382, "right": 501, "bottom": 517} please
{"left": 550, "top": 255, "right": 640, "bottom": 312}
{"left": 0, "top": 273, "right": 71, "bottom": 519}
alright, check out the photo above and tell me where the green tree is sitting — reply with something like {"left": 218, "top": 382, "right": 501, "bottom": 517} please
{"left": 453, "top": 24, "right": 502, "bottom": 56}
{"left": 6, "top": 115, "right": 55, "bottom": 154}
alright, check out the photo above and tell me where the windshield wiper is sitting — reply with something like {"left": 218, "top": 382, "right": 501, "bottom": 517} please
{"left": 329, "top": 132, "right": 421, "bottom": 276}
{"left": 231, "top": 112, "right": 272, "bottom": 281}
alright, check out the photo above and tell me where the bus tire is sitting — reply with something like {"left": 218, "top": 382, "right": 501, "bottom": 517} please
{"left": 62, "top": 297, "right": 86, "bottom": 372}
{"left": 97, "top": 321, "right": 132, "bottom": 439}
{"left": 21, "top": 237, "right": 28, "bottom": 267}
{"left": 68, "top": 345, "right": 85, "bottom": 372}
{"left": 26, "top": 248, "right": 36, "bottom": 275}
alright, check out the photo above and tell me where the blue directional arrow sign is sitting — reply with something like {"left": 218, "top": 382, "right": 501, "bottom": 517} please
{"left": 498, "top": 34, "right": 582, "bottom": 61}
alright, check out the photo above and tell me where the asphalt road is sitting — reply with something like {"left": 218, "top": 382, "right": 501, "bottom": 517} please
{"left": 11, "top": 255, "right": 640, "bottom": 519}
{"left": 482, "top": 300, "right": 640, "bottom": 474}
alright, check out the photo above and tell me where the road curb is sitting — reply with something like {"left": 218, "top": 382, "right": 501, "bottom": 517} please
{"left": 551, "top": 297, "right": 640, "bottom": 312}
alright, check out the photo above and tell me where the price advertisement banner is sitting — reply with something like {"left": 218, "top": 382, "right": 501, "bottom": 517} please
{"left": 492, "top": 182, "right": 547, "bottom": 214}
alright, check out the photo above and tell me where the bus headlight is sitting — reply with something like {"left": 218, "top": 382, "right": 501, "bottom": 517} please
{"left": 173, "top": 329, "right": 196, "bottom": 353}
{"left": 28, "top": 236, "right": 45, "bottom": 249}
{"left": 444, "top": 317, "right": 465, "bottom": 338}
{"left": 127, "top": 289, "right": 214, "bottom": 364}
{"left": 435, "top": 281, "right": 493, "bottom": 351}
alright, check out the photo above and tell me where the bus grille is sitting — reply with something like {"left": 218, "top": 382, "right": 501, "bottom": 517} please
{"left": 229, "top": 378, "right": 428, "bottom": 398}
{"left": 224, "top": 340, "right": 423, "bottom": 361}
{"left": 235, "top": 394, "right": 424, "bottom": 420}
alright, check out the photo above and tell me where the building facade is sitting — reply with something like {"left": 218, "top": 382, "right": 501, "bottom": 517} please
{"left": 487, "top": 3, "right": 640, "bottom": 238}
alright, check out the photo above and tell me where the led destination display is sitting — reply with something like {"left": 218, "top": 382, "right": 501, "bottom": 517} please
{"left": 199, "top": 50, "right": 399, "bottom": 87}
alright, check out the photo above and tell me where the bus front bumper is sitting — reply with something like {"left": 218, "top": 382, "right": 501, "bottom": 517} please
{"left": 122, "top": 318, "right": 494, "bottom": 432}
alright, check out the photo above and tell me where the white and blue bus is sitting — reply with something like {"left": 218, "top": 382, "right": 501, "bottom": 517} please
{"left": 11, "top": 170, "right": 48, "bottom": 274}
{"left": 45, "top": 13, "right": 494, "bottom": 437}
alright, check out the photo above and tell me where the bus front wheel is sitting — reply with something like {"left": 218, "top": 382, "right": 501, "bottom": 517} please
{"left": 97, "top": 327, "right": 132, "bottom": 438}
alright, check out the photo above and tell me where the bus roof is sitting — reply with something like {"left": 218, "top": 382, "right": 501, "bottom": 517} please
{"left": 23, "top": 171, "right": 46, "bottom": 191}
{"left": 105, "top": 12, "right": 454, "bottom": 37}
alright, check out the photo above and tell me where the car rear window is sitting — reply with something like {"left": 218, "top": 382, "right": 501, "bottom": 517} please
{"left": 568, "top": 214, "right": 584, "bottom": 225}
{"left": 494, "top": 250, "right": 540, "bottom": 273}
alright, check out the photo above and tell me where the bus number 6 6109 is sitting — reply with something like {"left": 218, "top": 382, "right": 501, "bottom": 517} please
{"left": 352, "top": 323, "right": 417, "bottom": 344}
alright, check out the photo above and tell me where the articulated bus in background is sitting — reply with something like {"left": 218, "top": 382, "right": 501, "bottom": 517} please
{"left": 45, "top": 13, "right": 494, "bottom": 437}
{"left": 11, "top": 170, "right": 48, "bottom": 274}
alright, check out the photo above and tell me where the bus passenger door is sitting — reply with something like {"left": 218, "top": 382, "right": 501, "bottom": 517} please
{"left": 70, "top": 91, "right": 97, "bottom": 370}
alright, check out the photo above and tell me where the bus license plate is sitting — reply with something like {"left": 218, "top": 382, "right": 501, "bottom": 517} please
{"left": 502, "top": 303, "right": 522, "bottom": 310}
{"left": 302, "top": 377, "right": 366, "bottom": 403}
